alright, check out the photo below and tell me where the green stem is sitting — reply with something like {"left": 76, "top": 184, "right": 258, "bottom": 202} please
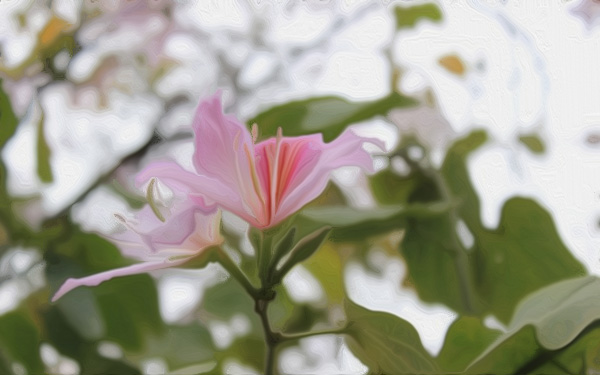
{"left": 256, "top": 229, "right": 279, "bottom": 374}
{"left": 255, "top": 297, "right": 280, "bottom": 375}
{"left": 216, "top": 247, "right": 260, "bottom": 299}
{"left": 259, "top": 231, "right": 274, "bottom": 285}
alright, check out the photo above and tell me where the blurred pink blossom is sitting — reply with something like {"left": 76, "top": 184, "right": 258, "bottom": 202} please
{"left": 137, "top": 93, "right": 384, "bottom": 229}
{"left": 52, "top": 197, "right": 222, "bottom": 301}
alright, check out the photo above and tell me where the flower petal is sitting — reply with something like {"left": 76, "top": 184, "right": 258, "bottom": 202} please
{"left": 136, "top": 160, "right": 256, "bottom": 224}
{"left": 191, "top": 93, "right": 267, "bottom": 225}
{"left": 274, "top": 129, "right": 383, "bottom": 225}
{"left": 107, "top": 205, "right": 220, "bottom": 260}
{"left": 51, "top": 257, "right": 191, "bottom": 302}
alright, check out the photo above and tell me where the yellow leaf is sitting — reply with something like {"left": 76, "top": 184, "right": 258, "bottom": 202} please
{"left": 439, "top": 54, "right": 466, "bottom": 76}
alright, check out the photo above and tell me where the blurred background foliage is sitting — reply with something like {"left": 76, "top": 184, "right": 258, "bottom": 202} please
{"left": 1, "top": 1, "right": 599, "bottom": 374}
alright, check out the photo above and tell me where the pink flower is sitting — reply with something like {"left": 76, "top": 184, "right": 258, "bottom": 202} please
{"left": 137, "top": 93, "right": 384, "bottom": 229}
{"left": 52, "top": 195, "right": 222, "bottom": 302}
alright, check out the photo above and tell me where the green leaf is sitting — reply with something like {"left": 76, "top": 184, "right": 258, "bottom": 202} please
{"left": 300, "top": 203, "right": 451, "bottom": 242}
{"left": 215, "top": 336, "right": 264, "bottom": 374}
{"left": 436, "top": 317, "right": 501, "bottom": 372}
{"left": 137, "top": 324, "right": 215, "bottom": 371}
{"left": 269, "top": 284, "right": 327, "bottom": 334}
{"left": 201, "top": 277, "right": 257, "bottom": 322}
{"left": 270, "top": 226, "right": 296, "bottom": 272}
{"left": 519, "top": 133, "right": 546, "bottom": 154}
{"left": 36, "top": 110, "right": 54, "bottom": 183}
{"left": 395, "top": 3, "right": 443, "bottom": 30}
{"left": 536, "top": 324, "right": 600, "bottom": 374}
{"left": 56, "top": 286, "right": 106, "bottom": 341}
{"left": 95, "top": 274, "right": 164, "bottom": 351}
{"left": 248, "top": 92, "right": 417, "bottom": 142}
{"left": 42, "top": 306, "right": 142, "bottom": 375}
{"left": 0, "top": 79, "right": 19, "bottom": 148}
{"left": 380, "top": 131, "right": 586, "bottom": 322}
{"left": 344, "top": 300, "right": 439, "bottom": 374}
{"left": 303, "top": 243, "right": 345, "bottom": 305}
{"left": 0, "top": 311, "right": 45, "bottom": 374}
{"left": 275, "top": 226, "right": 331, "bottom": 280}
{"left": 47, "top": 230, "right": 165, "bottom": 351}
{"left": 467, "top": 276, "right": 600, "bottom": 373}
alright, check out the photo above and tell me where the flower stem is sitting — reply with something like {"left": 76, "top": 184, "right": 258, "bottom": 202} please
{"left": 216, "top": 247, "right": 260, "bottom": 299}
{"left": 255, "top": 296, "right": 280, "bottom": 375}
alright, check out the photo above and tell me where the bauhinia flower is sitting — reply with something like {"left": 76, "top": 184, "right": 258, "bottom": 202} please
{"left": 136, "top": 93, "right": 384, "bottom": 229}
{"left": 52, "top": 190, "right": 222, "bottom": 302}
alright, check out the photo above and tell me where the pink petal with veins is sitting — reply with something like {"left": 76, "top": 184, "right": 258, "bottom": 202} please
{"left": 52, "top": 198, "right": 222, "bottom": 302}
{"left": 191, "top": 93, "right": 268, "bottom": 226}
{"left": 136, "top": 92, "right": 383, "bottom": 229}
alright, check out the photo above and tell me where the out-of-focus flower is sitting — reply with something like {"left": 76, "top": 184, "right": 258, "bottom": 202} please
{"left": 571, "top": 0, "right": 600, "bottom": 29}
{"left": 51, "top": 193, "right": 222, "bottom": 302}
{"left": 137, "top": 93, "right": 384, "bottom": 229}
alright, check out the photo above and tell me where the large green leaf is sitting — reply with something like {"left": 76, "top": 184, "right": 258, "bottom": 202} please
{"left": 344, "top": 300, "right": 439, "bottom": 374}
{"left": 527, "top": 324, "right": 600, "bottom": 374}
{"left": 375, "top": 131, "right": 586, "bottom": 322}
{"left": 248, "top": 92, "right": 417, "bottom": 142}
{"left": 466, "top": 276, "right": 600, "bottom": 373}
{"left": 436, "top": 317, "right": 501, "bottom": 372}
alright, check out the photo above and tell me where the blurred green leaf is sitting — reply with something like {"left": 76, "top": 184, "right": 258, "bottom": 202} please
{"left": 248, "top": 92, "right": 417, "bottom": 142}
{"left": 275, "top": 226, "right": 331, "bottom": 281}
{"left": 344, "top": 300, "right": 439, "bottom": 374}
{"left": 519, "top": 133, "right": 546, "bottom": 154}
{"left": 395, "top": 3, "right": 443, "bottom": 30}
{"left": 532, "top": 324, "right": 600, "bottom": 375}
{"left": 201, "top": 277, "right": 256, "bottom": 322}
{"left": 460, "top": 276, "right": 600, "bottom": 373}
{"left": 466, "top": 325, "right": 540, "bottom": 374}
{"left": 0, "top": 350, "right": 13, "bottom": 375}
{"left": 42, "top": 306, "right": 142, "bottom": 374}
{"left": 47, "top": 229, "right": 165, "bottom": 352}
{"left": 0, "top": 80, "right": 18, "bottom": 148}
{"left": 56, "top": 286, "right": 106, "bottom": 341}
{"left": 269, "top": 284, "right": 327, "bottom": 334}
{"left": 437, "top": 317, "right": 501, "bottom": 372}
{"left": 215, "top": 336, "right": 264, "bottom": 374}
{"left": 36, "top": 111, "right": 54, "bottom": 183}
{"left": 0, "top": 80, "right": 23, "bottom": 244}
{"left": 136, "top": 324, "right": 215, "bottom": 371}
{"left": 300, "top": 202, "right": 451, "bottom": 242}
{"left": 303, "top": 243, "right": 345, "bottom": 305}
{"left": 468, "top": 276, "right": 600, "bottom": 371}
{"left": 0, "top": 311, "right": 45, "bottom": 374}
{"left": 95, "top": 275, "right": 165, "bottom": 351}
{"left": 377, "top": 131, "right": 585, "bottom": 322}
